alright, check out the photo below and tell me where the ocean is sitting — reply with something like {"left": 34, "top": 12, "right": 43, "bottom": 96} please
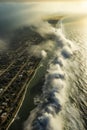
{"left": 23, "top": 16, "right": 87, "bottom": 130}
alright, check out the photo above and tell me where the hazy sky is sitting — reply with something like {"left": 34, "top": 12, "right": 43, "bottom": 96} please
{"left": 30, "top": 2, "right": 87, "bottom": 14}
{"left": 0, "top": 0, "right": 87, "bottom": 14}
{"left": 0, "top": 0, "right": 87, "bottom": 2}
{"left": 0, "top": 1, "right": 87, "bottom": 38}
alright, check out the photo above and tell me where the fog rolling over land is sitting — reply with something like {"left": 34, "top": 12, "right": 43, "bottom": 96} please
{"left": 0, "top": 2, "right": 87, "bottom": 130}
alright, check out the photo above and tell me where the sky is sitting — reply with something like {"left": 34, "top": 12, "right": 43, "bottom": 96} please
{"left": 29, "top": 2, "right": 87, "bottom": 14}
{"left": 0, "top": 1, "right": 87, "bottom": 38}
{"left": 0, "top": 0, "right": 87, "bottom": 14}
{"left": 0, "top": 0, "right": 87, "bottom": 2}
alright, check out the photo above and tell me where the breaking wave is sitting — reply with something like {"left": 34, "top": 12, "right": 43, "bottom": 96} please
{"left": 24, "top": 20, "right": 87, "bottom": 130}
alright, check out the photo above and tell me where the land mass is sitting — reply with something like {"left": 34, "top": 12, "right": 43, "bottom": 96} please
{"left": 0, "top": 27, "right": 42, "bottom": 130}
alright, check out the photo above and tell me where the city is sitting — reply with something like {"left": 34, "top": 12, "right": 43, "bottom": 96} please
{"left": 0, "top": 27, "right": 42, "bottom": 130}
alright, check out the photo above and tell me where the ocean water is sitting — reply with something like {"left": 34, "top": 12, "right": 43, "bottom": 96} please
{"left": 23, "top": 17, "right": 87, "bottom": 130}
